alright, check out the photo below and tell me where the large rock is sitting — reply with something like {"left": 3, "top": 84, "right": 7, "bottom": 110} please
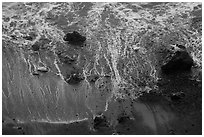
{"left": 161, "top": 44, "right": 194, "bottom": 74}
{"left": 63, "top": 31, "right": 86, "bottom": 45}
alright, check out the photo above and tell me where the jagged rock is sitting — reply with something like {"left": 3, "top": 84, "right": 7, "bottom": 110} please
{"left": 65, "top": 73, "right": 84, "bottom": 85}
{"left": 63, "top": 31, "right": 86, "bottom": 45}
{"left": 161, "top": 44, "right": 194, "bottom": 74}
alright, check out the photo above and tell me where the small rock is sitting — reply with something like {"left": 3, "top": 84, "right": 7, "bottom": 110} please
{"left": 63, "top": 31, "right": 86, "bottom": 45}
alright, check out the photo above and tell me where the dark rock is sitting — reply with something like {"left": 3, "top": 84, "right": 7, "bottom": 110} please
{"left": 169, "top": 129, "right": 175, "bottom": 135}
{"left": 23, "top": 36, "right": 33, "bottom": 41}
{"left": 17, "top": 127, "right": 23, "bottom": 130}
{"left": 175, "top": 44, "right": 186, "bottom": 50}
{"left": 59, "top": 55, "right": 76, "bottom": 65}
{"left": 38, "top": 37, "right": 52, "bottom": 49}
{"left": 87, "top": 74, "right": 100, "bottom": 83}
{"left": 32, "top": 71, "right": 40, "bottom": 76}
{"left": 190, "top": 16, "right": 202, "bottom": 32}
{"left": 117, "top": 116, "right": 130, "bottom": 124}
{"left": 10, "top": 35, "right": 17, "bottom": 40}
{"left": 30, "top": 36, "right": 51, "bottom": 51}
{"left": 93, "top": 115, "right": 109, "bottom": 129}
{"left": 31, "top": 44, "right": 40, "bottom": 51}
{"left": 157, "top": 78, "right": 169, "bottom": 87}
{"left": 161, "top": 48, "right": 194, "bottom": 74}
{"left": 23, "top": 32, "right": 37, "bottom": 41}
{"left": 170, "top": 92, "right": 185, "bottom": 102}
{"left": 37, "top": 66, "right": 49, "bottom": 73}
{"left": 63, "top": 31, "right": 86, "bottom": 45}
{"left": 191, "top": 16, "right": 202, "bottom": 25}
{"left": 65, "top": 73, "right": 84, "bottom": 85}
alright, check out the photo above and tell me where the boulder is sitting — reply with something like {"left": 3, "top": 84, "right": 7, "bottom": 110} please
{"left": 161, "top": 44, "right": 194, "bottom": 74}
{"left": 63, "top": 31, "right": 86, "bottom": 45}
